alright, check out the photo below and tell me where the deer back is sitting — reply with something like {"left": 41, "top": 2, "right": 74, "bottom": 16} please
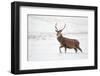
{"left": 64, "top": 38, "right": 79, "bottom": 48}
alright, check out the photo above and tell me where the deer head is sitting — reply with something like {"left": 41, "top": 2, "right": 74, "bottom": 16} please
{"left": 55, "top": 23, "right": 66, "bottom": 37}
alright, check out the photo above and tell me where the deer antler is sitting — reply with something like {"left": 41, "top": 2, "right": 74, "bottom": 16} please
{"left": 55, "top": 23, "right": 58, "bottom": 31}
{"left": 61, "top": 24, "right": 66, "bottom": 31}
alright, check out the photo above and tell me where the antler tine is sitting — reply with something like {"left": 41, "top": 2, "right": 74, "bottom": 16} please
{"left": 55, "top": 23, "right": 58, "bottom": 31}
{"left": 61, "top": 24, "right": 66, "bottom": 31}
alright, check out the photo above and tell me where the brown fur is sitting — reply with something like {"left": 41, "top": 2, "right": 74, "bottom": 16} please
{"left": 57, "top": 34, "right": 82, "bottom": 53}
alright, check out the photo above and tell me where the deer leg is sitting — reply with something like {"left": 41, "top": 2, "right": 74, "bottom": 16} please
{"left": 74, "top": 48, "right": 77, "bottom": 53}
{"left": 77, "top": 47, "right": 82, "bottom": 53}
{"left": 59, "top": 46, "right": 63, "bottom": 53}
{"left": 65, "top": 47, "right": 67, "bottom": 53}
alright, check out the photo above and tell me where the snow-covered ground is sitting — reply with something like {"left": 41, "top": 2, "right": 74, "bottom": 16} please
{"left": 27, "top": 33, "right": 88, "bottom": 61}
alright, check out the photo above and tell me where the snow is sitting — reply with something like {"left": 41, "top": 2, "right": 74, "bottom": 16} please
{"left": 27, "top": 33, "right": 88, "bottom": 61}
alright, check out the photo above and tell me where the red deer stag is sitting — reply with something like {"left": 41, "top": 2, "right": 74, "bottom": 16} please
{"left": 55, "top": 23, "right": 82, "bottom": 53}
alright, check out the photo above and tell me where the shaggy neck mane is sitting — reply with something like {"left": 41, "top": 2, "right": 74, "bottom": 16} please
{"left": 57, "top": 34, "right": 64, "bottom": 42}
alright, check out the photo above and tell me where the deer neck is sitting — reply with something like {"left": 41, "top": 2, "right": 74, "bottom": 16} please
{"left": 57, "top": 34, "right": 63, "bottom": 42}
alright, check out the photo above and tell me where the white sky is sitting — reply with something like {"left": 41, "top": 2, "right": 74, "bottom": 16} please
{"left": 28, "top": 14, "right": 88, "bottom": 33}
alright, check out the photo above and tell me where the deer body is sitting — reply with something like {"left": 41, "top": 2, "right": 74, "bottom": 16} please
{"left": 57, "top": 35, "right": 79, "bottom": 48}
{"left": 55, "top": 23, "right": 82, "bottom": 53}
